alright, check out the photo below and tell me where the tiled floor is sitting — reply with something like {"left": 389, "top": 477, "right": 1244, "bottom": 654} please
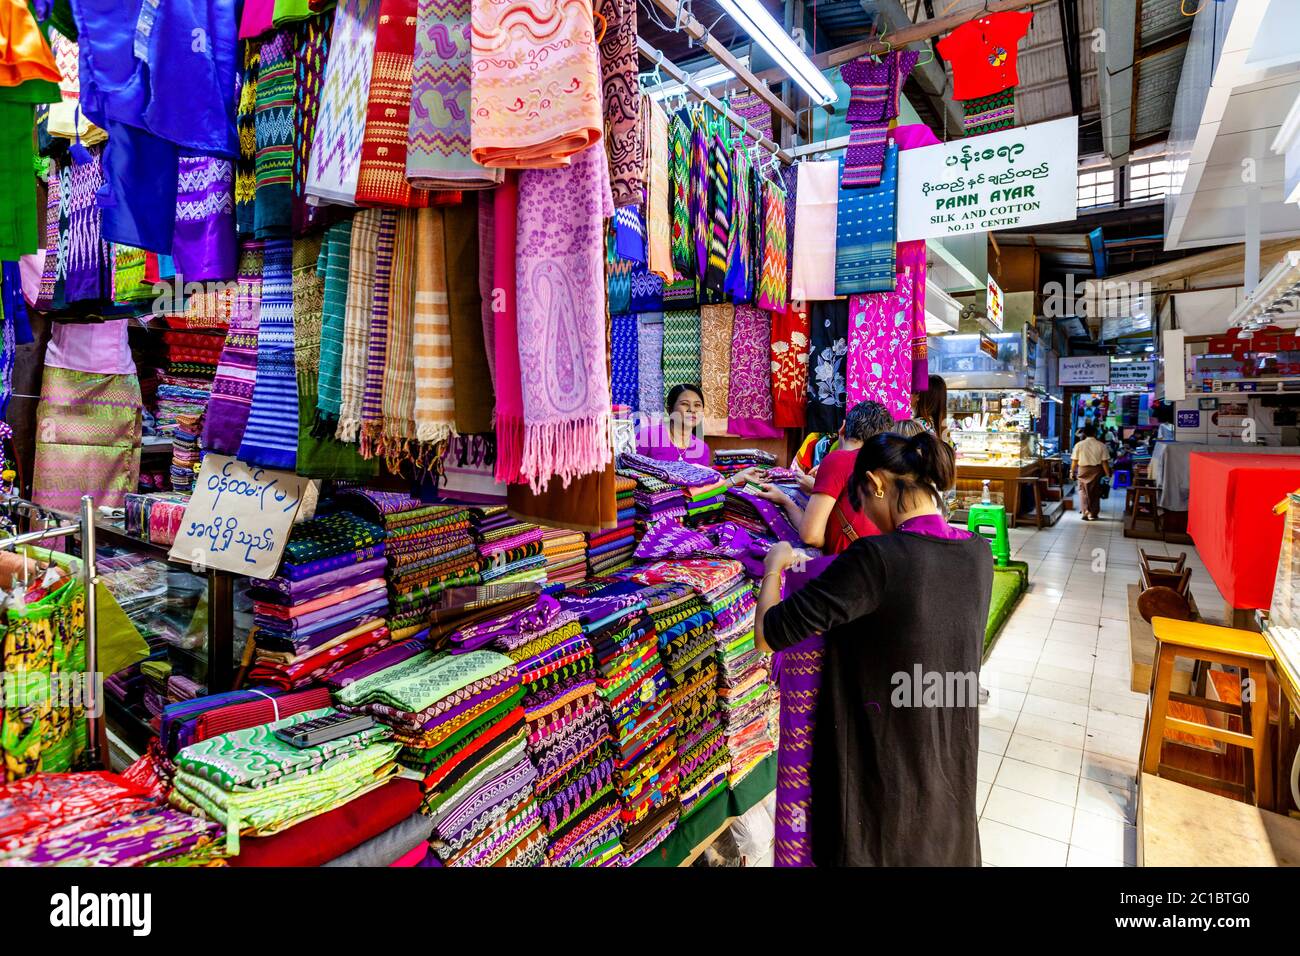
{"left": 977, "top": 493, "right": 1227, "bottom": 867}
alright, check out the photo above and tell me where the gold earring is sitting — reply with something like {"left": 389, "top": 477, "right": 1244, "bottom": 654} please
{"left": 874, "top": 486, "right": 885, "bottom": 499}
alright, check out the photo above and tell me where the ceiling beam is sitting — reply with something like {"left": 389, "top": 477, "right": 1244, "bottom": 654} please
{"left": 1098, "top": 0, "right": 1137, "bottom": 164}
{"left": 1059, "top": 0, "right": 1083, "bottom": 117}
{"left": 865, "top": 0, "right": 966, "bottom": 137}
{"left": 645, "top": 0, "right": 811, "bottom": 122}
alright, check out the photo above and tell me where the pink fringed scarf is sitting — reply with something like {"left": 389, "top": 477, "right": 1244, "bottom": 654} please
{"left": 493, "top": 172, "right": 524, "bottom": 483}
{"left": 515, "top": 147, "right": 614, "bottom": 493}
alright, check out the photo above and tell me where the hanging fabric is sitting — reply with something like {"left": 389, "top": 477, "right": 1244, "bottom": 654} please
{"left": 699, "top": 304, "right": 734, "bottom": 435}
{"left": 46, "top": 30, "right": 106, "bottom": 145}
{"left": 469, "top": 0, "right": 603, "bottom": 169}
{"left": 661, "top": 309, "right": 702, "bottom": 401}
{"left": 756, "top": 176, "right": 788, "bottom": 312}
{"left": 173, "top": 158, "right": 237, "bottom": 283}
{"left": 411, "top": 206, "right": 457, "bottom": 460}
{"left": 770, "top": 303, "right": 809, "bottom": 428}
{"left": 202, "top": 242, "right": 265, "bottom": 454}
{"left": 236, "top": 41, "right": 262, "bottom": 235}
{"left": 515, "top": 146, "right": 614, "bottom": 491}
{"left": 598, "top": 0, "right": 642, "bottom": 207}
{"left": 490, "top": 173, "right": 524, "bottom": 483}
{"left": 727, "top": 305, "right": 780, "bottom": 438}
{"left": 377, "top": 210, "right": 420, "bottom": 464}
{"left": 238, "top": 237, "right": 299, "bottom": 470}
{"left": 804, "top": 300, "right": 849, "bottom": 434}
{"left": 637, "top": 312, "right": 665, "bottom": 417}
{"left": 359, "top": 209, "right": 398, "bottom": 454}
{"left": 646, "top": 97, "right": 672, "bottom": 281}
{"left": 446, "top": 201, "right": 493, "bottom": 435}
{"left": 689, "top": 111, "right": 710, "bottom": 281}
{"left": 846, "top": 269, "right": 916, "bottom": 421}
{"left": 611, "top": 312, "right": 640, "bottom": 410}
{"left": 703, "top": 131, "right": 732, "bottom": 304}
{"left": 834, "top": 147, "right": 898, "bottom": 296}
{"left": 724, "top": 148, "right": 754, "bottom": 303}
{"left": 839, "top": 50, "right": 917, "bottom": 188}
{"left": 337, "top": 208, "right": 381, "bottom": 442}
{"left": 314, "top": 220, "right": 351, "bottom": 430}
{"left": 292, "top": 10, "right": 334, "bottom": 234}
{"left": 962, "top": 90, "right": 1016, "bottom": 136}
{"left": 305, "top": 0, "right": 381, "bottom": 206}
{"left": 789, "top": 160, "right": 838, "bottom": 303}
{"left": 253, "top": 29, "right": 296, "bottom": 236}
{"left": 668, "top": 114, "right": 693, "bottom": 278}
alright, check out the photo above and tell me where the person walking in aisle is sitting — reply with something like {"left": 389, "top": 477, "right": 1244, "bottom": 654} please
{"left": 755, "top": 432, "right": 992, "bottom": 866}
{"left": 1071, "top": 422, "right": 1111, "bottom": 521}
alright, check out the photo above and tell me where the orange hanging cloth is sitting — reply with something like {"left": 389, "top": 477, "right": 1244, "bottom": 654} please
{"left": 0, "top": 0, "right": 61, "bottom": 88}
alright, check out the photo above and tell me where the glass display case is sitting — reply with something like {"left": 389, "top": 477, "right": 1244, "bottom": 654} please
{"left": 927, "top": 331, "right": 1027, "bottom": 388}
{"left": 951, "top": 428, "right": 1040, "bottom": 467}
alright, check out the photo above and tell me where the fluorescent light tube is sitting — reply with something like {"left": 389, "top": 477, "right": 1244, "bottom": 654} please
{"left": 714, "top": 0, "right": 837, "bottom": 105}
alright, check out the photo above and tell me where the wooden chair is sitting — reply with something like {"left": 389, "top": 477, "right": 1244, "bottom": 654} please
{"left": 1137, "top": 550, "right": 1192, "bottom": 623}
{"left": 1130, "top": 486, "right": 1162, "bottom": 533}
{"left": 1016, "top": 476, "right": 1045, "bottom": 529}
{"left": 1143, "top": 617, "right": 1275, "bottom": 808}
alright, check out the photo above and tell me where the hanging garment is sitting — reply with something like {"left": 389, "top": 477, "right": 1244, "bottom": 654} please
{"left": 936, "top": 10, "right": 1034, "bottom": 101}
{"left": 446, "top": 200, "right": 492, "bottom": 435}
{"left": 724, "top": 148, "right": 753, "bottom": 302}
{"left": 173, "top": 158, "right": 236, "bottom": 283}
{"left": 241, "top": 0, "right": 277, "bottom": 37}
{"left": 789, "top": 160, "right": 838, "bottom": 302}
{"left": 406, "top": 0, "right": 502, "bottom": 189}
{"left": 668, "top": 114, "right": 692, "bottom": 278}
{"left": 611, "top": 312, "right": 640, "bottom": 410}
{"left": 292, "top": 10, "right": 334, "bottom": 234}
{"left": 490, "top": 173, "right": 523, "bottom": 482}
{"left": 756, "top": 177, "right": 788, "bottom": 312}
{"left": 236, "top": 41, "right": 262, "bottom": 235}
{"left": 409, "top": 206, "right": 456, "bottom": 459}
{"left": 203, "top": 242, "right": 265, "bottom": 454}
{"left": 598, "top": 0, "right": 641, "bottom": 207}
{"left": 336, "top": 208, "right": 381, "bottom": 442}
{"left": 0, "top": 2, "right": 59, "bottom": 87}
{"left": 315, "top": 219, "right": 352, "bottom": 428}
{"left": 846, "top": 268, "right": 915, "bottom": 421}
{"left": 32, "top": 367, "right": 142, "bottom": 513}
{"left": 359, "top": 209, "right": 397, "bottom": 453}
{"left": 727, "top": 90, "right": 774, "bottom": 147}
{"left": 46, "top": 30, "right": 107, "bottom": 146}
{"left": 782, "top": 161, "right": 798, "bottom": 290}
{"left": 703, "top": 133, "right": 731, "bottom": 303}
{"left": 661, "top": 310, "right": 702, "bottom": 403}
{"left": 890, "top": 123, "right": 939, "bottom": 392}
{"left": 613, "top": 206, "right": 647, "bottom": 265}
{"left": 36, "top": 161, "right": 61, "bottom": 310}
{"left": 629, "top": 266, "right": 663, "bottom": 314}
{"left": 356, "top": 0, "right": 430, "bottom": 208}
{"left": 515, "top": 146, "right": 614, "bottom": 491}
{"left": 0, "top": 69, "right": 56, "bottom": 261}
{"left": 606, "top": 251, "right": 632, "bottom": 315}
{"left": 699, "top": 304, "right": 733, "bottom": 435}
{"left": 805, "top": 299, "right": 848, "bottom": 434}
{"left": 727, "top": 305, "right": 779, "bottom": 438}
{"left": 62, "top": 144, "right": 109, "bottom": 302}
{"left": 477, "top": 192, "right": 496, "bottom": 388}
{"left": 839, "top": 50, "right": 917, "bottom": 188}
{"left": 253, "top": 30, "right": 296, "bottom": 236}
{"left": 646, "top": 97, "right": 672, "bottom": 281}
{"left": 962, "top": 89, "right": 1016, "bottom": 136}
{"left": 689, "top": 112, "right": 709, "bottom": 281}
{"left": 469, "top": 0, "right": 603, "bottom": 169}
{"left": 637, "top": 312, "right": 664, "bottom": 417}
{"left": 274, "top": 0, "right": 323, "bottom": 25}
{"left": 770, "top": 303, "right": 809, "bottom": 429}
{"left": 378, "top": 210, "right": 420, "bottom": 463}
{"left": 305, "top": 0, "right": 381, "bottom": 205}
{"left": 834, "top": 147, "right": 897, "bottom": 296}
{"left": 239, "top": 237, "right": 298, "bottom": 470}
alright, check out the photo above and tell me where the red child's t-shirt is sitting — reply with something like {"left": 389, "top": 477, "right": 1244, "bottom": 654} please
{"left": 812, "top": 449, "right": 881, "bottom": 554}
{"left": 936, "top": 11, "right": 1034, "bottom": 101}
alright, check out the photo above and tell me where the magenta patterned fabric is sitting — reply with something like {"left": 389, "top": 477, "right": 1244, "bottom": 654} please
{"left": 726, "top": 305, "right": 781, "bottom": 438}
{"left": 634, "top": 520, "right": 712, "bottom": 561}
{"left": 846, "top": 267, "right": 916, "bottom": 420}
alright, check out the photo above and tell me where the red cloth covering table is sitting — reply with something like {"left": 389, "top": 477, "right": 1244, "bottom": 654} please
{"left": 1187, "top": 452, "right": 1300, "bottom": 610}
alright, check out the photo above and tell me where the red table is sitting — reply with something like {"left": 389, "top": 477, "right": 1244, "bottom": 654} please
{"left": 1187, "top": 452, "right": 1300, "bottom": 611}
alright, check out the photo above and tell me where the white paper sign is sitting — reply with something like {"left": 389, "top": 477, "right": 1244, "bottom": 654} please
{"left": 1109, "top": 360, "right": 1154, "bottom": 385}
{"left": 1059, "top": 355, "right": 1111, "bottom": 386}
{"left": 168, "top": 455, "right": 310, "bottom": 578}
{"left": 897, "top": 116, "right": 1080, "bottom": 242}
{"left": 986, "top": 273, "right": 1004, "bottom": 330}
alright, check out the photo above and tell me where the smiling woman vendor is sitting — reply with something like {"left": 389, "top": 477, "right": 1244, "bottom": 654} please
{"left": 635, "top": 384, "right": 762, "bottom": 485}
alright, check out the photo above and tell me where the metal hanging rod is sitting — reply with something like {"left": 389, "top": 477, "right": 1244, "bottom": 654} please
{"left": 638, "top": 38, "right": 794, "bottom": 165}
{"left": 789, "top": 134, "right": 851, "bottom": 158}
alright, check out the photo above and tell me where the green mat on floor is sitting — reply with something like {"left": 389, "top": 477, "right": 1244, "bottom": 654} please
{"left": 985, "top": 561, "right": 1028, "bottom": 651}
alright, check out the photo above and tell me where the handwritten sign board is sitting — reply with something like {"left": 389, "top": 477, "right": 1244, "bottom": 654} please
{"left": 897, "top": 115, "right": 1079, "bottom": 242}
{"left": 168, "top": 455, "right": 309, "bottom": 578}
{"left": 1059, "top": 355, "right": 1111, "bottom": 386}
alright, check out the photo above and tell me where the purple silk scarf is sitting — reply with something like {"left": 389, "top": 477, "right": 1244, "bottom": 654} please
{"left": 173, "top": 157, "right": 236, "bottom": 282}
{"left": 202, "top": 242, "right": 265, "bottom": 453}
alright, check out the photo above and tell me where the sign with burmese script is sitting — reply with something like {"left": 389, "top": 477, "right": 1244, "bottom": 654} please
{"left": 897, "top": 116, "right": 1079, "bottom": 242}
{"left": 168, "top": 455, "right": 309, "bottom": 578}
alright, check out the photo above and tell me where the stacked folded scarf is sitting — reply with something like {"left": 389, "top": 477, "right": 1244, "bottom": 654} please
{"left": 711, "top": 448, "right": 777, "bottom": 475}
{"left": 470, "top": 507, "right": 547, "bottom": 588}
{"left": 619, "top": 468, "right": 687, "bottom": 532}
{"left": 617, "top": 452, "right": 722, "bottom": 488}
{"left": 540, "top": 527, "right": 588, "bottom": 587}
{"left": 449, "top": 594, "right": 619, "bottom": 867}
{"left": 585, "top": 525, "right": 637, "bottom": 577}
{"left": 158, "top": 686, "right": 334, "bottom": 758}
{"left": 170, "top": 412, "right": 204, "bottom": 493}
{"left": 707, "top": 578, "right": 775, "bottom": 785}
{"left": 723, "top": 487, "right": 805, "bottom": 547}
{"left": 169, "top": 707, "right": 402, "bottom": 854}
{"left": 684, "top": 478, "right": 729, "bottom": 526}
{"left": 0, "top": 772, "right": 160, "bottom": 863}
{"left": 559, "top": 581, "right": 679, "bottom": 864}
{"left": 335, "top": 649, "right": 543, "bottom": 867}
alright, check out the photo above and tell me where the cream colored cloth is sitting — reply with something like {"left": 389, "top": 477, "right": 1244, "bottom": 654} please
{"left": 1071, "top": 437, "right": 1110, "bottom": 468}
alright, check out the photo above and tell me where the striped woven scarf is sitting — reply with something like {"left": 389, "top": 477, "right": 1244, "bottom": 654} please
{"left": 235, "top": 40, "right": 261, "bottom": 235}
{"left": 356, "top": 0, "right": 430, "bottom": 208}
{"left": 704, "top": 133, "right": 731, "bottom": 302}
{"left": 202, "top": 242, "right": 265, "bottom": 454}
{"left": 337, "top": 208, "right": 381, "bottom": 442}
{"left": 379, "top": 210, "right": 419, "bottom": 464}
{"left": 689, "top": 113, "right": 709, "bottom": 281}
{"left": 724, "top": 146, "right": 753, "bottom": 302}
{"left": 238, "top": 238, "right": 298, "bottom": 470}
{"left": 292, "top": 10, "right": 333, "bottom": 234}
{"left": 412, "top": 206, "right": 455, "bottom": 454}
{"left": 315, "top": 219, "right": 352, "bottom": 428}
{"left": 253, "top": 29, "right": 295, "bottom": 237}
{"left": 668, "top": 115, "right": 692, "bottom": 277}
{"left": 661, "top": 310, "right": 702, "bottom": 403}
{"left": 756, "top": 178, "right": 787, "bottom": 312}
{"left": 360, "top": 209, "right": 399, "bottom": 455}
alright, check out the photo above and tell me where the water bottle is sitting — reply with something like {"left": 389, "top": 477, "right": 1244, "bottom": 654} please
{"left": 981, "top": 480, "right": 991, "bottom": 505}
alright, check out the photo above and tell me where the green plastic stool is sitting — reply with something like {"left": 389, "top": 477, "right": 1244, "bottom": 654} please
{"left": 967, "top": 503, "right": 1011, "bottom": 568}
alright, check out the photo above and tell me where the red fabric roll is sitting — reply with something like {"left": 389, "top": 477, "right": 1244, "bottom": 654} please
{"left": 191, "top": 687, "right": 333, "bottom": 747}
{"left": 227, "top": 779, "right": 423, "bottom": 867}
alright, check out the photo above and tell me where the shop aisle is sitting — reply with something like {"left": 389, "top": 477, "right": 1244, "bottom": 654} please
{"left": 976, "top": 495, "right": 1226, "bottom": 867}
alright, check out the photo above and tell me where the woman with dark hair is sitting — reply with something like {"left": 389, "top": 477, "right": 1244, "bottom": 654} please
{"left": 634, "top": 383, "right": 762, "bottom": 484}
{"left": 912, "top": 374, "right": 950, "bottom": 443}
{"left": 752, "top": 400, "right": 894, "bottom": 551}
{"left": 755, "top": 431, "right": 992, "bottom": 866}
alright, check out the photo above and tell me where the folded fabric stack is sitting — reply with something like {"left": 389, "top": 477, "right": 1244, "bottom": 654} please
{"left": 124, "top": 492, "right": 191, "bottom": 546}
{"left": 246, "top": 513, "right": 393, "bottom": 689}
{"left": 154, "top": 373, "right": 213, "bottom": 436}
{"left": 615, "top": 473, "right": 637, "bottom": 532}
{"left": 471, "top": 507, "right": 547, "bottom": 588}
{"left": 166, "top": 673, "right": 203, "bottom": 704}
{"left": 620, "top": 468, "right": 686, "bottom": 532}
{"left": 450, "top": 595, "right": 620, "bottom": 867}
{"left": 618, "top": 452, "right": 723, "bottom": 488}
{"left": 338, "top": 491, "right": 481, "bottom": 639}
{"left": 0, "top": 772, "right": 159, "bottom": 864}
{"left": 158, "top": 686, "right": 333, "bottom": 757}
{"left": 561, "top": 581, "right": 679, "bottom": 864}
{"left": 723, "top": 487, "right": 805, "bottom": 546}
{"left": 334, "top": 649, "right": 544, "bottom": 868}
{"left": 684, "top": 476, "right": 729, "bottom": 527}
{"left": 152, "top": 328, "right": 225, "bottom": 436}
{"left": 712, "top": 448, "right": 777, "bottom": 476}
{"left": 643, "top": 583, "right": 729, "bottom": 817}
{"left": 540, "top": 527, "right": 588, "bottom": 586}
{"left": 141, "top": 659, "right": 173, "bottom": 719}
{"left": 169, "top": 707, "right": 402, "bottom": 855}
{"left": 10, "top": 806, "right": 226, "bottom": 866}
{"left": 170, "top": 412, "right": 203, "bottom": 492}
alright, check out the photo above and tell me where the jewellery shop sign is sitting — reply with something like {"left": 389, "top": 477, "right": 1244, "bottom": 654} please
{"left": 897, "top": 115, "right": 1079, "bottom": 243}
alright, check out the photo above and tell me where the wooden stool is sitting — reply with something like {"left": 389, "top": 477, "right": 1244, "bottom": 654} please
{"left": 1131, "top": 486, "right": 1162, "bottom": 532}
{"left": 1016, "top": 476, "right": 1045, "bottom": 528}
{"left": 1143, "top": 617, "right": 1275, "bottom": 808}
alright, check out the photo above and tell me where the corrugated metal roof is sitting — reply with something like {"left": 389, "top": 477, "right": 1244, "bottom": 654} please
{"left": 1134, "top": 43, "right": 1188, "bottom": 139}
{"left": 1139, "top": 0, "right": 1193, "bottom": 46}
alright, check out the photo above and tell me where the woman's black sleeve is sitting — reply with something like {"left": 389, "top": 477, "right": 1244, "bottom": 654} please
{"left": 762, "top": 540, "right": 888, "bottom": 652}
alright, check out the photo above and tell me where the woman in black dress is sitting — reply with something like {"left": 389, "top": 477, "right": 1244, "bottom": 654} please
{"left": 756, "top": 432, "right": 993, "bottom": 866}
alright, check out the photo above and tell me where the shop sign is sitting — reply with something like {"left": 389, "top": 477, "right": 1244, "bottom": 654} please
{"left": 1177, "top": 410, "right": 1201, "bottom": 428}
{"left": 979, "top": 332, "right": 999, "bottom": 358}
{"left": 897, "top": 116, "right": 1080, "bottom": 242}
{"left": 169, "top": 455, "right": 310, "bottom": 578}
{"left": 1059, "top": 355, "right": 1110, "bottom": 386}
{"left": 986, "top": 274, "right": 1004, "bottom": 330}
{"left": 1109, "top": 360, "right": 1153, "bottom": 385}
